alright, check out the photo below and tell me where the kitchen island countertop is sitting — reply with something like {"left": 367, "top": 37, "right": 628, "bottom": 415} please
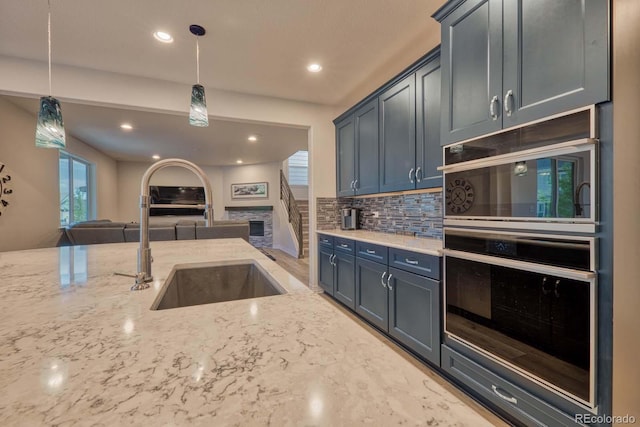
{"left": 0, "top": 239, "right": 496, "bottom": 426}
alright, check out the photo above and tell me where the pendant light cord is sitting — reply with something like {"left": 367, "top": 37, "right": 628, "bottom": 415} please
{"left": 196, "top": 37, "right": 200, "bottom": 84}
{"left": 47, "top": 0, "right": 52, "bottom": 96}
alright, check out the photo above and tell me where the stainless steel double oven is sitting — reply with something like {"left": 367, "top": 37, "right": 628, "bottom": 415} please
{"left": 440, "top": 107, "right": 598, "bottom": 410}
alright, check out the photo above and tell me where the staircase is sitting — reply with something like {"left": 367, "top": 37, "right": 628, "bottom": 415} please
{"left": 280, "top": 170, "right": 305, "bottom": 258}
{"left": 297, "top": 200, "right": 309, "bottom": 257}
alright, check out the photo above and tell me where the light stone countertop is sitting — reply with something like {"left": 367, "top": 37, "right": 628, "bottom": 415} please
{"left": 0, "top": 239, "right": 496, "bottom": 426}
{"left": 316, "top": 229, "right": 443, "bottom": 256}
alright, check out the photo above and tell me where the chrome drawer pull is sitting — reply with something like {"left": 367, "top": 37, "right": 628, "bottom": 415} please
{"left": 381, "top": 271, "right": 387, "bottom": 288}
{"left": 491, "top": 385, "right": 518, "bottom": 405}
{"left": 366, "top": 249, "right": 376, "bottom": 254}
{"left": 339, "top": 244, "right": 349, "bottom": 248}
{"left": 405, "top": 258, "right": 419, "bottom": 265}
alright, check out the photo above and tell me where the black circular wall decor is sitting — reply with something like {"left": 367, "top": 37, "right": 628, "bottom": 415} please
{"left": 446, "top": 178, "right": 474, "bottom": 214}
{"left": 0, "top": 162, "right": 12, "bottom": 216}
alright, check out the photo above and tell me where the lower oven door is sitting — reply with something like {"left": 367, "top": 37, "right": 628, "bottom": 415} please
{"left": 444, "top": 248, "right": 596, "bottom": 409}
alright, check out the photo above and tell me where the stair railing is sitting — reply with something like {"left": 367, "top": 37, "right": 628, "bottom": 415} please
{"left": 280, "top": 169, "right": 304, "bottom": 258}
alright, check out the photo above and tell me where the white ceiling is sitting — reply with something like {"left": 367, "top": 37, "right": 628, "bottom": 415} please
{"left": 5, "top": 95, "right": 308, "bottom": 166}
{"left": 0, "top": 0, "right": 443, "bottom": 165}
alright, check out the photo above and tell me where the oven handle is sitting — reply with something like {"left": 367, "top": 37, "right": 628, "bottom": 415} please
{"left": 438, "top": 138, "right": 596, "bottom": 174}
{"left": 443, "top": 249, "right": 595, "bottom": 281}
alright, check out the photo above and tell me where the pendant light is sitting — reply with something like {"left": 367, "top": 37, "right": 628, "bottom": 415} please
{"left": 35, "top": 0, "right": 66, "bottom": 149}
{"left": 189, "top": 24, "right": 208, "bottom": 127}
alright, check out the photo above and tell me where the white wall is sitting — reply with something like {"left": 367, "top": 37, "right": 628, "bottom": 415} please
{"left": 0, "top": 57, "right": 336, "bottom": 284}
{"left": 0, "top": 96, "right": 118, "bottom": 252}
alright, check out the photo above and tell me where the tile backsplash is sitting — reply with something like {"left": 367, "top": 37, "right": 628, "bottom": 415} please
{"left": 316, "top": 191, "right": 443, "bottom": 239}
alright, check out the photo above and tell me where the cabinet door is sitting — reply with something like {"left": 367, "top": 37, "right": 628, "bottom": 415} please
{"left": 415, "top": 56, "right": 443, "bottom": 189}
{"left": 355, "top": 257, "right": 388, "bottom": 331}
{"left": 354, "top": 99, "right": 379, "bottom": 195}
{"left": 318, "top": 245, "right": 334, "bottom": 295}
{"left": 335, "top": 115, "right": 355, "bottom": 197}
{"left": 440, "top": 0, "right": 503, "bottom": 144}
{"left": 334, "top": 252, "right": 356, "bottom": 310}
{"left": 388, "top": 267, "right": 441, "bottom": 365}
{"left": 502, "top": 0, "right": 609, "bottom": 128}
{"left": 379, "top": 74, "right": 416, "bottom": 192}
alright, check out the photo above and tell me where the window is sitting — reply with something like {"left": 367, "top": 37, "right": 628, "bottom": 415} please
{"left": 59, "top": 152, "right": 93, "bottom": 226}
{"left": 287, "top": 150, "right": 308, "bottom": 185}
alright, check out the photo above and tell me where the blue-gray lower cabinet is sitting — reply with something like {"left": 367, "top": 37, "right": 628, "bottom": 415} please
{"left": 388, "top": 267, "right": 440, "bottom": 366}
{"left": 441, "top": 345, "right": 582, "bottom": 427}
{"left": 355, "top": 257, "right": 388, "bottom": 331}
{"left": 334, "top": 252, "right": 356, "bottom": 310}
{"left": 318, "top": 244, "right": 335, "bottom": 295}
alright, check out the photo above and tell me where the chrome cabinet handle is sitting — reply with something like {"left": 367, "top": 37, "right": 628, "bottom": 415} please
{"left": 415, "top": 167, "right": 422, "bottom": 183}
{"left": 339, "top": 244, "right": 349, "bottom": 248}
{"left": 366, "top": 249, "right": 376, "bottom": 254}
{"left": 405, "top": 258, "right": 419, "bottom": 265}
{"left": 350, "top": 180, "right": 355, "bottom": 190}
{"left": 386, "top": 274, "right": 393, "bottom": 290}
{"left": 489, "top": 95, "right": 499, "bottom": 120}
{"left": 492, "top": 385, "right": 518, "bottom": 405}
{"left": 354, "top": 179, "right": 358, "bottom": 189}
{"left": 408, "top": 168, "right": 415, "bottom": 183}
{"left": 381, "top": 271, "right": 387, "bottom": 288}
{"left": 330, "top": 254, "right": 336, "bottom": 266}
{"left": 504, "top": 90, "right": 514, "bottom": 117}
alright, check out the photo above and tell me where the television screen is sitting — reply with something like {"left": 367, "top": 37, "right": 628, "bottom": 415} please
{"left": 149, "top": 186, "right": 205, "bottom": 216}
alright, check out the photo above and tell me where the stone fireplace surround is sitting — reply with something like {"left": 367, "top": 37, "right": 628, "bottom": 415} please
{"left": 225, "top": 206, "right": 273, "bottom": 248}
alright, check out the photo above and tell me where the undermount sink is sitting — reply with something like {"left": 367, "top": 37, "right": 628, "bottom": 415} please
{"left": 151, "top": 260, "right": 285, "bottom": 310}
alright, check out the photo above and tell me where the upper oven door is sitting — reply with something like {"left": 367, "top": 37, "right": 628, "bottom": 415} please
{"left": 441, "top": 139, "right": 597, "bottom": 233}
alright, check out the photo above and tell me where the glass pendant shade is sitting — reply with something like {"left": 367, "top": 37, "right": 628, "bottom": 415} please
{"left": 189, "top": 84, "right": 209, "bottom": 127}
{"left": 35, "top": 96, "right": 66, "bottom": 148}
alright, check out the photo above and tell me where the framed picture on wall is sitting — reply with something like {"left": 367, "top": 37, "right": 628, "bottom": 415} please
{"left": 231, "top": 182, "right": 268, "bottom": 199}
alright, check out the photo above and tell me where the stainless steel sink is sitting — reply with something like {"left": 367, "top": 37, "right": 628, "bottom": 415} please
{"left": 151, "top": 261, "right": 285, "bottom": 310}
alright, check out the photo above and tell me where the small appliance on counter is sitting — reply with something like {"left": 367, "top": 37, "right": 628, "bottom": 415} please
{"left": 340, "top": 208, "right": 360, "bottom": 230}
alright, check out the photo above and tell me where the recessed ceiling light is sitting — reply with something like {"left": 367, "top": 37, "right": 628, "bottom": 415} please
{"left": 120, "top": 123, "right": 133, "bottom": 130}
{"left": 153, "top": 31, "right": 173, "bottom": 43}
{"left": 152, "top": 154, "right": 160, "bottom": 160}
{"left": 307, "top": 63, "right": 322, "bottom": 73}
{"left": 236, "top": 159, "right": 243, "bottom": 164}
{"left": 248, "top": 135, "right": 257, "bottom": 142}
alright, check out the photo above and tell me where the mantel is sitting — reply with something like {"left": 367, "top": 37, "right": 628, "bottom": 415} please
{"left": 225, "top": 206, "right": 273, "bottom": 211}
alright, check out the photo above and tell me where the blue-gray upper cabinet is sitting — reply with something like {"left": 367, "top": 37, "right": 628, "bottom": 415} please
{"left": 435, "top": 0, "right": 610, "bottom": 145}
{"left": 379, "top": 74, "right": 416, "bottom": 193}
{"left": 335, "top": 115, "right": 356, "bottom": 197}
{"left": 335, "top": 99, "right": 379, "bottom": 197}
{"left": 415, "top": 57, "right": 443, "bottom": 189}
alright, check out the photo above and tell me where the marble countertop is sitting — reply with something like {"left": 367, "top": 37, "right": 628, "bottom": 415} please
{"left": 316, "top": 229, "right": 443, "bottom": 256}
{"left": 0, "top": 239, "right": 495, "bottom": 426}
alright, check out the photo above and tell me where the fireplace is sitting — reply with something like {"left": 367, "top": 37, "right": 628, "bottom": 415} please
{"left": 249, "top": 221, "right": 265, "bottom": 237}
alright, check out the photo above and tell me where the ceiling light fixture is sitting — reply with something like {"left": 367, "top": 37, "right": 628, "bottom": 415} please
{"left": 152, "top": 155, "right": 160, "bottom": 160}
{"left": 153, "top": 31, "right": 173, "bottom": 43}
{"left": 120, "top": 123, "right": 133, "bottom": 130}
{"left": 248, "top": 135, "right": 257, "bottom": 142}
{"left": 35, "top": 0, "right": 65, "bottom": 149}
{"left": 307, "top": 63, "right": 322, "bottom": 73}
{"left": 236, "top": 160, "right": 243, "bottom": 164}
{"left": 188, "top": 24, "right": 208, "bottom": 127}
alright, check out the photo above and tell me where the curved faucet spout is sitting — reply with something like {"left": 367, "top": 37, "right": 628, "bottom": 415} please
{"left": 132, "top": 158, "right": 214, "bottom": 291}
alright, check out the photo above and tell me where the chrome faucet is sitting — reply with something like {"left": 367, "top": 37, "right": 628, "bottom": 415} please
{"left": 132, "top": 159, "right": 214, "bottom": 291}
{"left": 574, "top": 181, "right": 591, "bottom": 217}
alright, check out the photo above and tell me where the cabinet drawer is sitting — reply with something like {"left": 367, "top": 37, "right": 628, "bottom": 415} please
{"left": 318, "top": 234, "right": 334, "bottom": 248}
{"left": 356, "top": 241, "right": 388, "bottom": 264}
{"left": 441, "top": 345, "right": 582, "bottom": 427}
{"left": 334, "top": 237, "right": 355, "bottom": 254}
{"left": 389, "top": 248, "right": 440, "bottom": 280}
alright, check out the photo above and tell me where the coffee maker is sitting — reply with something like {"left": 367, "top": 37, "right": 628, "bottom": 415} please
{"left": 340, "top": 208, "right": 360, "bottom": 230}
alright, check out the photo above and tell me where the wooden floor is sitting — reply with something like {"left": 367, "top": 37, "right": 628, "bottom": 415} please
{"left": 261, "top": 248, "right": 310, "bottom": 286}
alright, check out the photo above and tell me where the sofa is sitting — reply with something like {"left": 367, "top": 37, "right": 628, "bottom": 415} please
{"left": 65, "top": 219, "right": 249, "bottom": 245}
